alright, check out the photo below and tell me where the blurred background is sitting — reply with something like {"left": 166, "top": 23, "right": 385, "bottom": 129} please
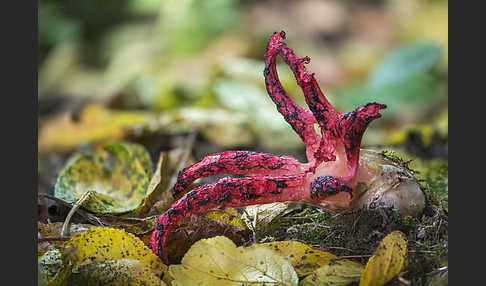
{"left": 38, "top": 0, "right": 448, "bottom": 198}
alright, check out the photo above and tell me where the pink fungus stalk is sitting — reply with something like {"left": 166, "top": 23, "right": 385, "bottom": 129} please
{"left": 150, "top": 31, "right": 386, "bottom": 264}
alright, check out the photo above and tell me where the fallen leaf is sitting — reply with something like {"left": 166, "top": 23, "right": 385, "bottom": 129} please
{"left": 242, "top": 202, "right": 292, "bottom": 230}
{"left": 165, "top": 214, "right": 251, "bottom": 264}
{"left": 38, "top": 104, "right": 152, "bottom": 154}
{"left": 169, "top": 236, "right": 298, "bottom": 286}
{"left": 261, "top": 241, "right": 362, "bottom": 277}
{"left": 178, "top": 107, "right": 255, "bottom": 147}
{"left": 96, "top": 215, "right": 158, "bottom": 246}
{"left": 38, "top": 248, "right": 63, "bottom": 286}
{"left": 65, "top": 258, "right": 166, "bottom": 286}
{"left": 133, "top": 152, "right": 171, "bottom": 217}
{"left": 204, "top": 208, "right": 247, "bottom": 229}
{"left": 63, "top": 227, "right": 166, "bottom": 277}
{"left": 54, "top": 141, "right": 152, "bottom": 214}
{"left": 300, "top": 261, "right": 365, "bottom": 286}
{"left": 360, "top": 231, "right": 408, "bottom": 286}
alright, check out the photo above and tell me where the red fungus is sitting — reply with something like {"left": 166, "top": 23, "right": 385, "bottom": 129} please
{"left": 151, "top": 31, "right": 386, "bottom": 264}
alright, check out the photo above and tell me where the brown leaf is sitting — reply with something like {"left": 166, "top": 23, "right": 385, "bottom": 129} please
{"left": 165, "top": 214, "right": 251, "bottom": 264}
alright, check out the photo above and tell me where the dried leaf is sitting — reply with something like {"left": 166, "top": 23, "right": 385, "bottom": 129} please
{"left": 147, "top": 144, "right": 195, "bottom": 216}
{"left": 242, "top": 202, "right": 291, "bottom": 230}
{"left": 54, "top": 142, "right": 152, "bottom": 214}
{"left": 360, "top": 231, "right": 408, "bottom": 286}
{"left": 169, "top": 236, "right": 298, "bottom": 286}
{"left": 300, "top": 261, "right": 364, "bottom": 286}
{"left": 261, "top": 241, "right": 362, "bottom": 277}
{"left": 165, "top": 215, "right": 250, "bottom": 264}
{"left": 133, "top": 152, "right": 171, "bottom": 217}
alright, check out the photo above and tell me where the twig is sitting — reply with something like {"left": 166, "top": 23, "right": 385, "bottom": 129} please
{"left": 38, "top": 236, "right": 71, "bottom": 242}
{"left": 253, "top": 209, "right": 258, "bottom": 243}
{"left": 61, "top": 190, "right": 93, "bottom": 236}
{"left": 37, "top": 193, "right": 104, "bottom": 226}
{"left": 326, "top": 246, "right": 356, "bottom": 252}
{"left": 426, "top": 266, "right": 448, "bottom": 276}
{"left": 336, "top": 255, "right": 371, "bottom": 259}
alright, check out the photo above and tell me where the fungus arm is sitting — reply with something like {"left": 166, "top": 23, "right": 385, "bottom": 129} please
{"left": 172, "top": 151, "right": 304, "bottom": 198}
{"left": 152, "top": 174, "right": 307, "bottom": 263}
{"left": 264, "top": 32, "right": 320, "bottom": 151}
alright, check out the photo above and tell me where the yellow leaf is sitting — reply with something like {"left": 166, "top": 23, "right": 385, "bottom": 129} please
{"left": 169, "top": 236, "right": 298, "bottom": 286}
{"left": 300, "top": 261, "right": 364, "bottom": 286}
{"left": 262, "top": 241, "right": 362, "bottom": 278}
{"left": 360, "top": 231, "right": 408, "bottom": 286}
{"left": 64, "top": 227, "right": 166, "bottom": 277}
{"left": 38, "top": 104, "right": 152, "bottom": 154}
{"left": 204, "top": 208, "right": 248, "bottom": 229}
{"left": 54, "top": 142, "right": 152, "bottom": 214}
{"left": 66, "top": 259, "right": 166, "bottom": 286}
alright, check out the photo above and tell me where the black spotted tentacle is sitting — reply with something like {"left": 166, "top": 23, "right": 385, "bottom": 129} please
{"left": 151, "top": 174, "right": 307, "bottom": 263}
{"left": 310, "top": 176, "right": 353, "bottom": 201}
{"left": 264, "top": 31, "right": 320, "bottom": 153}
{"left": 172, "top": 151, "right": 304, "bottom": 198}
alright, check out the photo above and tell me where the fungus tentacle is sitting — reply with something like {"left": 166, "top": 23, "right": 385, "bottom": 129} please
{"left": 337, "top": 102, "right": 387, "bottom": 181}
{"left": 152, "top": 174, "right": 307, "bottom": 263}
{"left": 264, "top": 32, "right": 320, "bottom": 155}
{"left": 172, "top": 151, "right": 304, "bottom": 198}
{"left": 266, "top": 31, "right": 386, "bottom": 180}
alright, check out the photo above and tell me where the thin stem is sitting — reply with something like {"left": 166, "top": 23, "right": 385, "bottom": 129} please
{"left": 61, "top": 190, "right": 93, "bottom": 237}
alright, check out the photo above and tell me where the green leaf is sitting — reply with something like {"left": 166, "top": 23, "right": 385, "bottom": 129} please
{"left": 367, "top": 43, "right": 443, "bottom": 90}
{"left": 54, "top": 142, "right": 152, "bottom": 214}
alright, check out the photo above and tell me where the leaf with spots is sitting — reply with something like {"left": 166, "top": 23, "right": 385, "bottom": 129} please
{"left": 261, "top": 241, "right": 363, "bottom": 278}
{"left": 300, "top": 261, "right": 364, "bottom": 286}
{"left": 359, "top": 231, "right": 408, "bottom": 286}
{"left": 38, "top": 248, "right": 64, "bottom": 286}
{"left": 62, "top": 227, "right": 167, "bottom": 278}
{"left": 54, "top": 141, "right": 152, "bottom": 214}
{"left": 65, "top": 259, "right": 166, "bottom": 286}
{"left": 169, "top": 236, "right": 298, "bottom": 286}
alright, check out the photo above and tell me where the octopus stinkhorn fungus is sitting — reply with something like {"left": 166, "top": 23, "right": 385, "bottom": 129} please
{"left": 150, "top": 31, "right": 424, "bottom": 264}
